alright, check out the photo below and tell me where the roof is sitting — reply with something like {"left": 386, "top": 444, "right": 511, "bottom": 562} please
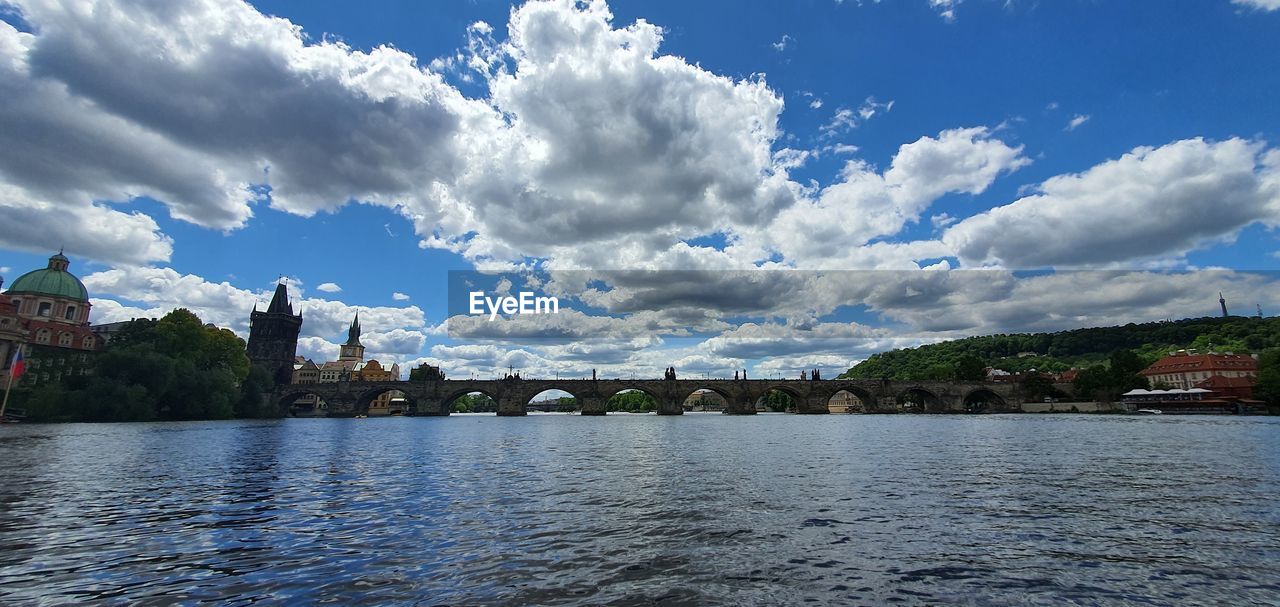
{"left": 1195, "top": 375, "right": 1256, "bottom": 389}
{"left": 1140, "top": 352, "right": 1257, "bottom": 376}
{"left": 5, "top": 253, "right": 88, "bottom": 302}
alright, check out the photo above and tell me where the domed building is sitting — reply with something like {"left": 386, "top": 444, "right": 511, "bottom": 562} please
{"left": 1, "top": 252, "right": 99, "bottom": 387}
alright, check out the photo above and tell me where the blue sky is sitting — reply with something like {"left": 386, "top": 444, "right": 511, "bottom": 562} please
{"left": 1, "top": 0, "right": 1279, "bottom": 379}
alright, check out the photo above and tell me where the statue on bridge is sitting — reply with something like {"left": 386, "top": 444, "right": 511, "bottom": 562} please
{"left": 664, "top": 366, "right": 677, "bottom": 380}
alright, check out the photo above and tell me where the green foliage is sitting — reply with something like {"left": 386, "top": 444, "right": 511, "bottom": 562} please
{"left": 954, "top": 355, "right": 986, "bottom": 381}
{"left": 606, "top": 390, "right": 656, "bottom": 412}
{"left": 841, "top": 315, "right": 1280, "bottom": 381}
{"left": 1021, "top": 374, "right": 1066, "bottom": 402}
{"left": 452, "top": 393, "right": 496, "bottom": 412}
{"left": 235, "top": 366, "right": 276, "bottom": 418}
{"left": 761, "top": 389, "right": 794, "bottom": 412}
{"left": 1072, "top": 366, "right": 1112, "bottom": 402}
{"left": 28, "top": 309, "right": 253, "bottom": 422}
{"left": 1254, "top": 349, "right": 1280, "bottom": 413}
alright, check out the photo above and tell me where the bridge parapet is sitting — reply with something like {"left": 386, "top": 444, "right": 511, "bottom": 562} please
{"left": 270, "top": 377, "right": 1026, "bottom": 417}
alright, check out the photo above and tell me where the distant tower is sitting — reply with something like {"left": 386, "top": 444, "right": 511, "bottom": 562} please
{"left": 1219, "top": 292, "right": 1228, "bottom": 318}
{"left": 1258, "top": 304, "right": 1264, "bottom": 319}
{"left": 338, "top": 312, "right": 365, "bottom": 362}
{"left": 247, "top": 283, "right": 303, "bottom": 385}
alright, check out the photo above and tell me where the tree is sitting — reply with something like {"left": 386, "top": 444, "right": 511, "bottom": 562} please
{"left": 954, "top": 355, "right": 986, "bottom": 381}
{"left": 1073, "top": 366, "right": 1112, "bottom": 402}
{"left": 1253, "top": 349, "right": 1280, "bottom": 413}
{"left": 33, "top": 308, "right": 253, "bottom": 422}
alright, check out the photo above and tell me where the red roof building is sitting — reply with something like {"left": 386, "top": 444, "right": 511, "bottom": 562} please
{"left": 1139, "top": 351, "right": 1257, "bottom": 390}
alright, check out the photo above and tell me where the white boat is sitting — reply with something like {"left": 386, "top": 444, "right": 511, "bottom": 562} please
{"left": 1135, "top": 409, "right": 1163, "bottom": 415}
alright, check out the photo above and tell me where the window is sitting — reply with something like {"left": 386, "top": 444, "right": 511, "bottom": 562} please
{"left": 82, "top": 337, "right": 94, "bottom": 350}
{"left": 36, "top": 329, "right": 51, "bottom": 344}
{"left": 58, "top": 333, "right": 72, "bottom": 347}
{"left": 65, "top": 306, "right": 77, "bottom": 321}
{"left": 37, "top": 302, "right": 52, "bottom": 317}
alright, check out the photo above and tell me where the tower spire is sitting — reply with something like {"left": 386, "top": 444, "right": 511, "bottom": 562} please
{"left": 267, "top": 282, "right": 293, "bottom": 315}
{"left": 345, "top": 311, "right": 362, "bottom": 346}
{"left": 1219, "top": 292, "right": 1228, "bottom": 318}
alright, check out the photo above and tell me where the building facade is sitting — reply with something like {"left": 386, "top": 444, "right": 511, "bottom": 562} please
{"left": 1, "top": 252, "right": 100, "bottom": 387}
{"left": 1140, "top": 350, "right": 1258, "bottom": 390}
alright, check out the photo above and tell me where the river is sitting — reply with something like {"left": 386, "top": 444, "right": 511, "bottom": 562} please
{"left": 1, "top": 413, "right": 1277, "bottom": 605}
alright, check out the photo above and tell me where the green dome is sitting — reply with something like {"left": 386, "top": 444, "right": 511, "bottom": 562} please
{"left": 6, "top": 254, "right": 88, "bottom": 302}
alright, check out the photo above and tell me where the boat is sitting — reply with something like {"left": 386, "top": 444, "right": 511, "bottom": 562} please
{"left": 1135, "top": 409, "right": 1163, "bottom": 415}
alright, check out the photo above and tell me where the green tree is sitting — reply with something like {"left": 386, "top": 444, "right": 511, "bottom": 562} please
{"left": 1073, "top": 365, "right": 1113, "bottom": 402}
{"left": 1253, "top": 349, "right": 1280, "bottom": 413}
{"left": 954, "top": 355, "right": 986, "bottom": 381}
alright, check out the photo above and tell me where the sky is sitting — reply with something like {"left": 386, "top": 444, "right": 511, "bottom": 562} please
{"left": 1, "top": 0, "right": 1279, "bottom": 381}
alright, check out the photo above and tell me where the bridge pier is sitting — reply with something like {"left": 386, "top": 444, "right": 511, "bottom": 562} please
{"left": 797, "top": 395, "right": 831, "bottom": 414}
{"left": 497, "top": 394, "right": 526, "bottom": 416}
{"left": 656, "top": 396, "right": 683, "bottom": 415}
{"left": 723, "top": 393, "right": 757, "bottom": 415}
{"left": 579, "top": 396, "right": 607, "bottom": 416}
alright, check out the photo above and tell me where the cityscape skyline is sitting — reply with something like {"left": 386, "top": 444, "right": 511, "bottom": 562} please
{"left": 2, "top": 0, "right": 1279, "bottom": 379}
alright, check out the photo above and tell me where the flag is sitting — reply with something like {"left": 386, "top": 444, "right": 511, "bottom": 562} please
{"left": 8, "top": 349, "right": 23, "bottom": 382}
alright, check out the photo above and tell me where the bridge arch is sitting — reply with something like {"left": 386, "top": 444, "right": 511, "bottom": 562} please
{"left": 962, "top": 388, "right": 1006, "bottom": 413}
{"left": 680, "top": 386, "right": 732, "bottom": 412}
{"left": 755, "top": 384, "right": 803, "bottom": 413}
{"left": 354, "top": 386, "right": 416, "bottom": 416}
{"left": 825, "top": 386, "right": 874, "bottom": 413}
{"left": 277, "top": 389, "right": 329, "bottom": 417}
{"left": 605, "top": 386, "right": 659, "bottom": 413}
{"left": 897, "top": 386, "right": 943, "bottom": 413}
{"left": 442, "top": 389, "right": 499, "bottom": 413}
{"left": 523, "top": 386, "right": 582, "bottom": 413}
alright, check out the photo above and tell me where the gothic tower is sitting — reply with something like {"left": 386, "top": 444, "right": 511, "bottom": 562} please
{"left": 1219, "top": 292, "right": 1229, "bottom": 318}
{"left": 247, "top": 283, "right": 303, "bottom": 385}
{"left": 338, "top": 312, "right": 365, "bottom": 362}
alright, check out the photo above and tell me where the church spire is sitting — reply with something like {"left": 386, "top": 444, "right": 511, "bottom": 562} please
{"left": 345, "top": 311, "right": 362, "bottom": 346}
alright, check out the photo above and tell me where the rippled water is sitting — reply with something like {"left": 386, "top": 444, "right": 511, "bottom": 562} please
{"left": 1, "top": 414, "right": 1278, "bottom": 606}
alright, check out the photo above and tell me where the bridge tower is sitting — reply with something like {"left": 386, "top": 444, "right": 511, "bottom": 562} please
{"left": 247, "top": 283, "right": 302, "bottom": 385}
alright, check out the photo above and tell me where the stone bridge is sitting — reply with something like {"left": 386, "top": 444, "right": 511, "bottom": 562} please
{"left": 275, "top": 377, "right": 1025, "bottom": 417}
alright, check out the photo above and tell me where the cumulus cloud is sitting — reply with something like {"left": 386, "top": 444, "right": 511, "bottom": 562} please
{"left": 83, "top": 267, "right": 427, "bottom": 352}
{"left": 1065, "top": 114, "right": 1090, "bottom": 131}
{"left": 316, "top": 282, "right": 342, "bottom": 293}
{"left": 943, "top": 137, "right": 1280, "bottom": 268}
{"left": 392, "top": 292, "right": 411, "bottom": 301}
{"left": 747, "top": 126, "right": 1028, "bottom": 267}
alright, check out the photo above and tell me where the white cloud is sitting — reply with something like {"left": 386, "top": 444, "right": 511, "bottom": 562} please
{"left": 943, "top": 137, "right": 1280, "bottom": 268}
{"left": 1065, "top": 114, "right": 1090, "bottom": 131}
{"left": 930, "top": 0, "right": 959, "bottom": 21}
{"left": 809, "top": 98, "right": 823, "bottom": 109}
{"left": 83, "top": 267, "right": 426, "bottom": 347}
{"left": 749, "top": 126, "right": 1028, "bottom": 267}
{"left": 1232, "top": 0, "right": 1280, "bottom": 10}
{"left": 392, "top": 292, "right": 411, "bottom": 301}
{"left": 772, "top": 34, "right": 793, "bottom": 51}
{"left": 316, "top": 282, "right": 342, "bottom": 293}
{"left": 931, "top": 212, "right": 958, "bottom": 229}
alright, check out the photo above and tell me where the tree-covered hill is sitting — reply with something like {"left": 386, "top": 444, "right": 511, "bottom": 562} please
{"left": 840, "top": 316, "right": 1280, "bottom": 381}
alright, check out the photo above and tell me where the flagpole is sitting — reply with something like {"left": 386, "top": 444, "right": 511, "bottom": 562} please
{"left": 0, "top": 365, "right": 13, "bottom": 420}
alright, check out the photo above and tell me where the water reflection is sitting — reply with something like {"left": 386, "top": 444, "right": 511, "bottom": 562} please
{"left": 0, "top": 415, "right": 1277, "bottom": 605}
